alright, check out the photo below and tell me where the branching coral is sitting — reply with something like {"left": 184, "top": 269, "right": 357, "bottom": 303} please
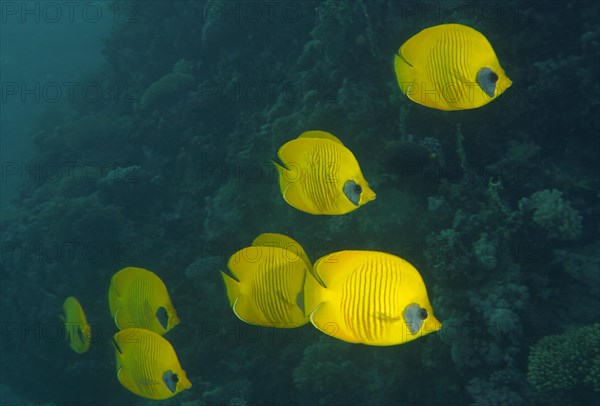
{"left": 424, "top": 228, "right": 471, "bottom": 283}
{"left": 467, "top": 369, "right": 527, "bottom": 405}
{"left": 523, "top": 189, "right": 582, "bottom": 241}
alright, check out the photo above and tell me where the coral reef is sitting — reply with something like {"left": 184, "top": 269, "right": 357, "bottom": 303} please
{"left": 527, "top": 323, "right": 600, "bottom": 392}
{"left": 522, "top": 189, "right": 583, "bottom": 241}
{"left": 1, "top": 0, "right": 598, "bottom": 404}
{"left": 139, "top": 59, "right": 196, "bottom": 110}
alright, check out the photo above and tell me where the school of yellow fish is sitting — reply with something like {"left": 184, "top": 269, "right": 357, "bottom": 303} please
{"left": 62, "top": 23, "right": 511, "bottom": 400}
{"left": 62, "top": 267, "right": 191, "bottom": 400}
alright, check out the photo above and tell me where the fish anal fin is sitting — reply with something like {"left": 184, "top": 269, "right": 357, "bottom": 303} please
{"left": 117, "top": 365, "right": 139, "bottom": 393}
{"left": 231, "top": 296, "right": 251, "bottom": 324}
{"left": 113, "top": 307, "right": 122, "bottom": 330}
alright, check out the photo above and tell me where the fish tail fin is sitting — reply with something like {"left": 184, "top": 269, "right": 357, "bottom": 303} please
{"left": 303, "top": 267, "right": 326, "bottom": 317}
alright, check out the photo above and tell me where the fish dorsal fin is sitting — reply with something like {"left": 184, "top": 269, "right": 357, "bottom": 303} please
{"left": 310, "top": 251, "right": 368, "bottom": 289}
{"left": 252, "top": 233, "right": 312, "bottom": 270}
{"left": 299, "top": 130, "right": 344, "bottom": 145}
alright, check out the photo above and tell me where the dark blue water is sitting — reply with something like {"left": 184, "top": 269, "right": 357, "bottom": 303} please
{"left": 1, "top": 1, "right": 112, "bottom": 209}
{"left": 1, "top": 1, "right": 598, "bottom": 405}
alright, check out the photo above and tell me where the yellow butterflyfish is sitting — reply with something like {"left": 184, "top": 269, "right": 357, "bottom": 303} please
{"left": 108, "top": 267, "right": 179, "bottom": 335}
{"left": 304, "top": 250, "right": 441, "bottom": 346}
{"left": 222, "top": 233, "right": 311, "bottom": 328}
{"left": 394, "top": 23, "right": 512, "bottom": 110}
{"left": 274, "top": 131, "right": 376, "bottom": 215}
{"left": 112, "top": 328, "right": 191, "bottom": 400}
{"left": 61, "top": 296, "right": 91, "bottom": 354}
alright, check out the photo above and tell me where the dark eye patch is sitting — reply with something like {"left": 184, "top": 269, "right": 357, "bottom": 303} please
{"left": 163, "top": 370, "right": 179, "bottom": 393}
{"left": 343, "top": 180, "right": 362, "bottom": 206}
{"left": 156, "top": 307, "right": 169, "bottom": 330}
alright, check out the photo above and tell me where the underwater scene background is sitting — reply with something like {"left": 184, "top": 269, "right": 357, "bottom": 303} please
{"left": 1, "top": 1, "right": 599, "bottom": 405}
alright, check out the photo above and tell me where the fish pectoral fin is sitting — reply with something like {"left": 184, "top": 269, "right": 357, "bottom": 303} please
{"left": 138, "top": 378, "right": 161, "bottom": 387}
{"left": 374, "top": 312, "right": 401, "bottom": 323}
{"left": 275, "top": 290, "right": 294, "bottom": 307}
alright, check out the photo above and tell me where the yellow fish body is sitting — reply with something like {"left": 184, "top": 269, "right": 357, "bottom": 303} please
{"left": 112, "top": 328, "right": 191, "bottom": 400}
{"left": 61, "top": 296, "right": 91, "bottom": 354}
{"left": 108, "top": 267, "right": 179, "bottom": 335}
{"left": 394, "top": 23, "right": 512, "bottom": 110}
{"left": 274, "top": 131, "right": 376, "bottom": 215}
{"left": 304, "top": 250, "right": 441, "bottom": 346}
{"left": 222, "top": 233, "right": 311, "bottom": 328}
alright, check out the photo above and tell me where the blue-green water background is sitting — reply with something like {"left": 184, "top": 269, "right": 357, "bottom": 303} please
{"left": 1, "top": 1, "right": 599, "bottom": 405}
